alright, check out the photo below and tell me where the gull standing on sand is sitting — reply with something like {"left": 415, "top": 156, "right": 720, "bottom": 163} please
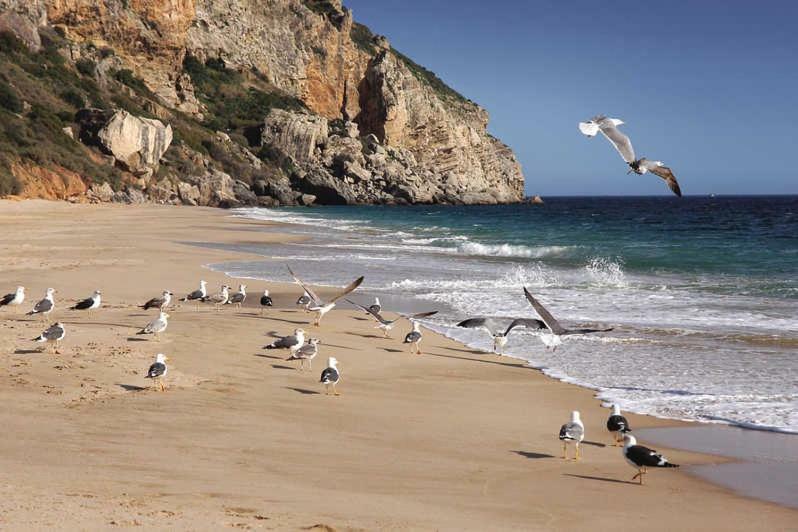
{"left": 264, "top": 328, "right": 306, "bottom": 357}
{"left": 559, "top": 410, "right": 585, "bottom": 460}
{"left": 456, "top": 317, "right": 546, "bottom": 354}
{"left": 27, "top": 288, "right": 55, "bottom": 319}
{"left": 578, "top": 115, "right": 682, "bottom": 196}
{"left": 523, "top": 287, "right": 613, "bottom": 350}
{"left": 286, "top": 338, "right": 320, "bottom": 371}
{"left": 404, "top": 320, "right": 426, "bottom": 354}
{"left": 138, "top": 311, "right": 169, "bottom": 340}
{"left": 33, "top": 322, "right": 65, "bottom": 353}
{"left": 0, "top": 286, "right": 25, "bottom": 311}
{"left": 70, "top": 289, "right": 102, "bottom": 312}
{"left": 207, "top": 284, "right": 230, "bottom": 309}
{"left": 287, "top": 266, "right": 364, "bottom": 326}
{"left": 320, "top": 357, "right": 340, "bottom": 395}
{"left": 141, "top": 290, "right": 173, "bottom": 311}
{"left": 227, "top": 284, "right": 247, "bottom": 308}
{"left": 260, "top": 289, "right": 273, "bottom": 314}
{"left": 145, "top": 353, "right": 169, "bottom": 391}
{"left": 606, "top": 404, "right": 631, "bottom": 446}
{"left": 622, "top": 434, "right": 679, "bottom": 484}
{"left": 346, "top": 298, "right": 437, "bottom": 338}
{"left": 181, "top": 280, "right": 207, "bottom": 309}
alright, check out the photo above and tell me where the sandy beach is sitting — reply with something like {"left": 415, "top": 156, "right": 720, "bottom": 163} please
{"left": 0, "top": 200, "right": 795, "bottom": 531}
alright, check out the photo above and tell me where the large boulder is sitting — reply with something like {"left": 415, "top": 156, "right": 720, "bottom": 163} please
{"left": 96, "top": 110, "right": 173, "bottom": 175}
{"left": 261, "top": 109, "right": 328, "bottom": 164}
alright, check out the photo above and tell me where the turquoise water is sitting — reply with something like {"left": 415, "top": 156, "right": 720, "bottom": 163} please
{"left": 219, "top": 196, "right": 798, "bottom": 432}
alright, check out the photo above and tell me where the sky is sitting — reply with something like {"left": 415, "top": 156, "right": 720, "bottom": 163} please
{"left": 344, "top": 0, "right": 798, "bottom": 196}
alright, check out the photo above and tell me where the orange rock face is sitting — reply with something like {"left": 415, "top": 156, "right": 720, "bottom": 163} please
{"left": 11, "top": 162, "right": 88, "bottom": 200}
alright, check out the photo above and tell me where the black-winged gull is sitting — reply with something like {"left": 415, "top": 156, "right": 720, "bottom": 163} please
{"left": 622, "top": 434, "right": 679, "bottom": 484}
{"left": 320, "top": 357, "right": 340, "bottom": 395}
{"left": 456, "top": 316, "right": 546, "bottom": 354}
{"left": 145, "top": 353, "right": 169, "bottom": 391}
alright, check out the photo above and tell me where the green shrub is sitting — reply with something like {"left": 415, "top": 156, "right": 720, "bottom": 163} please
{"left": 114, "top": 69, "right": 151, "bottom": 95}
{"left": 350, "top": 23, "right": 377, "bottom": 54}
{"left": 59, "top": 89, "right": 84, "bottom": 108}
{"left": 0, "top": 81, "right": 22, "bottom": 113}
{"left": 391, "top": 49, "right": 467, "bottom": 104}
{"left": 75, "top": 57, "right": 96, "bottom": 76}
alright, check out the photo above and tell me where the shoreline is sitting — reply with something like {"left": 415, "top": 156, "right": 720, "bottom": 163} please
{"left": 0, "top": 200, "right": 795, "bottom": 529}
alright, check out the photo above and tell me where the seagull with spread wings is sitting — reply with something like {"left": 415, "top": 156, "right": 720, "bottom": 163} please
{"left": 287, "top": 266, "right": 364, "bottom": 326}
{"left": 523, "top": 287, "right": 613, "bottom": 350}
{"left": 346, "top": 298, "right": 437, "bottom": 338}
{"left": 456, "top": 317, "right": 546, "bottom": 354}
{"left": 579, "top": 115, "right": 682, "bottom": 197}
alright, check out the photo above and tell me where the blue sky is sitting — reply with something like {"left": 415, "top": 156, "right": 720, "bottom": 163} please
{"left": 344, "top": 0, "right": 797, "bottom": 196}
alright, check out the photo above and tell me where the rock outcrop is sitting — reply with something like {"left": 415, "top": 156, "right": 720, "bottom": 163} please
{"left": 96, "top": 110, "right": 172, "bottom": 176}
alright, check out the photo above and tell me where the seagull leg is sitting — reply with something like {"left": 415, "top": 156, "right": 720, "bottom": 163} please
{"left": 333, "top": 383, "right": 340, "bottom": 396}
{"left": 575, "top": 442, "right": 581, "bottom": 461}
{"left": 160, "top": 379, "right": 166, "bottom": 392}
{"left": 562, "top": 442, "right": 567, "bottom": 459}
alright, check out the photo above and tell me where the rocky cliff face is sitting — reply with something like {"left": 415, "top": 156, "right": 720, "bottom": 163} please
{"left": 0, "top": 0, "right": 524, "bottom": 205}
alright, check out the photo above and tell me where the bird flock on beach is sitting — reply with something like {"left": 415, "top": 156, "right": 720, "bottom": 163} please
{"left": 1, "top": 253, "right": 679, "bottom": 485}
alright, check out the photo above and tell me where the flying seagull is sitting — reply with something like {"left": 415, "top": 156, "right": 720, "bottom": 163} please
{"left": 622, "top": 434, "right": 679, "bottom": 484}
{"left": 0, "top": 286, "right": 25, "bottom": 311}
{"left": 578, "top": 115, "right": 682, "bottom": 197}
{"left": 138, "top": 311, "right": 169, "bottom": 340}
{"left": 456, "top": 317, "right": 546, "bottom": 354}
{"left": 286, "top": 338, "right": 320, "bottom": 371}
{"left": 27, "top": 288, "right": 55, "bottom": 319}
{"left": 320, "top": 357, "right": 341, "bottom": 395}
{"left": 145, "top": 353, "right": 169, "bottom": 391}
{"left": 346, "top": 298, "right": 437, "bottom": 338}
{"left": 523, "top": 287, "right": 613, "bottom": 350}
{"left": 559, "top": 410, "right": 585, "bottom": 460}
{"left": 607, "top": 404, "right": 631, "bottom": 446}
{"left": 264, "top": 328, "right": 306, "bottom": 357}
{"left": 206, "top": 284, "right": 230, "bottom": 309}
{"left": 227, "top": 284, "right": 247, "bottom": 308}
{"left": 33, "top": 322, "right": 65, "bottom": 354}
{"left": 181, "top": 280, "right": 207, "bottom": 310}
{"left": 70, "top": 289, "right": 102, "bottom": 312}
{"left": 259, "top": 289, "right": 273, "bottom": 314}
{"left": 287, "top": 266, "right": 364, "bottom": 326}
{"left": 141, "top": 290, "right": 173, "bottom": 311}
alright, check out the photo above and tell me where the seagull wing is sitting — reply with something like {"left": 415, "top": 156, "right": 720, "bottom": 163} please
{"left": 640, "top": 159, "right": 682, "bottom": 197}
{"left": 562, "top": 326, "right": 614, "bottom": 336}
{"left": 43, "top": 324, "right": 64, "bottom": 340}
{"left": 457, "top": 317, "right": 501, "bottom": 335}
{"left": 405, "top": 310, "right": 438, "bottom": 321}
{"left": 597, "top": 118, "right": 636, "bottom": 163}
{"left": 523, "top": 288, "right": 566, "bottom": 335}
{"left": 503, "top": 318, "right": 547, "bottom": 337}
{"left": 328, "top": 276, "right": 365, "bottom": 304}
{"left": 287, "top": 266, "right": 323, "bottom": 305}
{"left": 345, "top": 298, "right": 390, "bottom": 325}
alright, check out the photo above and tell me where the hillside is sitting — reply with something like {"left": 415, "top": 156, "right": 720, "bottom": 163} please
{"left": 0, "top": 0, "right": 524, "bottom": 206}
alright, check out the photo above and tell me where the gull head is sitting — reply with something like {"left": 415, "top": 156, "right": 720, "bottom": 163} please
{"left": 163, "top": 290, "right": 172, "bottom": 296}
{"left": 308, "top": 338, "right": 320, "bottom": 345}
{"left": 238, "top": 284, "right": 246, "bottom": 291}
{"left": 571, "top": 410, "right": 581, "bottom": 423}
{"left": 159, "top": 311, "right": 170, "bottom": 319}
{"left": 328, "top": 357, "right": 338, "bottom": 368}
{"left": 17, "top": 286, "right": 25, "bottom": 294}
{"left": 155, "top": 353, "right": 168, "bottom": 363}
{"left": 262, "top": 289, "right": 270, "bottom": 296}
{"left": 611, "top": 404, "right": 621, "bottom": 416}
{"left": 94, "top": 289, "right": 102, "bottom": 296}
{"left": 200, "top": 280, "right": 207, "bottom": 287}
{"left": 46, "top": 288, "right": 56, "bottom": 296}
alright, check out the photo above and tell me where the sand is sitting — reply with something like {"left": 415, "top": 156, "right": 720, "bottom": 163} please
{"left": 0, "top": 200, "right": 795, "bottom": 531}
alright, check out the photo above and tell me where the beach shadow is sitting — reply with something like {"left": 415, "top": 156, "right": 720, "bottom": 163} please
{"left": 512, "top": 451, "right": 555, "bottom": 460}
{"left": 14, "top": 348, "right": 42, "bottom": 354}
{"left": 350, "top": 317, "right": 369, "bottom": 322}
{"left": 564, "top": 473, "right": 633, "bottom": 485}
{"left": 446, "top": 346, "right": 491, "bottom": 356}
{"left": 271, "top": 364, "right": 295, "bottom": 370}
{"left": 582, "top": 441, "right": 607, "bottom": 448}
{"left": 285, "top": 387, "right": 320, "bottom": 395}
{"left": 346, "top": 332, "right": 384, "bottom": 340}
{"left": 254, "top": 353, "right": 285, "bottom": 360}
{"left": 267, "top": 317, "right": 309, "bottom": 325}
{"left": 117, "top": 383, "right": 147, "bottom": 392}
{"left": 384, "top": 348, "right": 403, "bottom": 353}
{"left": 63, "top": 321, "right": 132, "bottom": 328}
{"left": 426, "top": 352, "right": 528, "bottom": 369}
{"left": 126, "top": 337, "right": 150, "bottom": 342}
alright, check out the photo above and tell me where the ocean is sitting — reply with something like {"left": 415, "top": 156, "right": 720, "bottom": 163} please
{"left": 211, "top": 196, "right": 797, "bottom": 434}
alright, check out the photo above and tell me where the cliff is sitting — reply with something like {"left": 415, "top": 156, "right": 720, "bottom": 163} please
{"left": 0, "top": 0, "right": 524, "bottom": 206}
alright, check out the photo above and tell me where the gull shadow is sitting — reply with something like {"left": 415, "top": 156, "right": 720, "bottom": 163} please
{"left": 267, "top": 317, "right": 310, "bottom": 325}
{"left": 271, "top": 364, "right": 294, "bottom": 370}
{"left": 426, "top": 352, "right": 529, "bottom": 369}
{"left": 446, "top": 346, "right": 491, "bottom": 356}
{"left": 63, "top": 321, "right": 132, "bottom": 328}
{"left": 286, "top": 387, "right": 320, "bottom": 395}
{"left": 254, "top": 353, "right": 285, "bottom": 360}
{"left": 117, "top": 383, "right": 147, "bottom": 392}
{"left": 512, "top": 450, "right": 555, "bottom": 460}
{"left": 126, "top": 337, "right": 150, "bottom": 342}
{"left": 384, "top": 348, "right": 403, "bottom": 353}
{"left": 345, "top": 332, "right": 384, "bottom": 340}
{"left": 582, "top": 441, "right": 607, "bottom": 448}
{"left": 350, "top": 317, "right": 369, "bottom": 322}
{"left": 564, "top": 473, "right": 633, "bottom": 485}
{"left": 14, "top": 349, "right": 42, "bottom": 354}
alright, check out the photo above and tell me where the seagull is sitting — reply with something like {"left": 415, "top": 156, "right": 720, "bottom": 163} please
{"left": 138, "top": 311, "right": 169, "bottom": 340}
{"left": 296, "top": 291, "right": 311, "bottom": 312}
{"left": 27, "top": 288, "right": 55, "bottom": 319}
{"left": 622, "top": 434, "right": 679, "bottom": 484}
{"left": 404, "top": 320, "right": 425, "bottom": 354}
{"left": 227, "top": 284, "right": 247, "bottom": 308}
{"left": 33, "top": 322, "right": 65, "bottom": 354}
{"left": 456, "top": 317, "right": 546, "bottom": 354}
{"left": 368, "top": 297, "right": 381, "bottom": 315}
{"left": 206, "top": 284, "right": 230, "bottom": 309}
{"left": 181, "top": 280, "right": 207, "bottom": 310}
{"left": 286, "top": 338, "right": 320, "bottom": 371}
{"left": 607, "top": 404, "right": 631, "bottom": 446}
{"left": 287, "top": 266, "right": 364, "bottom": 326}
{"left": 559, "top": 410, "right": 585, "bottom": 460}
{"left": 578, "top": 115, "right": 682, "bottom": 197}
{"left": 259, "top": 289, "right": 273, "bottom": 314}
{"left": 346, "top": 298, "right": 437, "bottom": 338}
{"left": 141, "top": 290, "right": 173, "bottom": 311}
{"left": 264, "top": 328, "right": 306, "bottom": 357}
{"left": 320, "top": 357, "right": 340, "bottom": 395}
{"left": 70, "top": 289, "right": 102, "bottom": 312}
{"left": 0, "top": 286, "right": 25, "bottom": 311}
{"left": 523, "top": 287, "right": 613, "bottom": 350}
{"left": 145, "top": 353, "right": 169, "bottom": 391}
